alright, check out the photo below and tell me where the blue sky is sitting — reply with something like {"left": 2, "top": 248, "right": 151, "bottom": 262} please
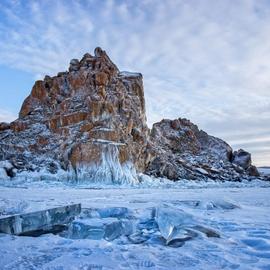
{"left": 0, "top": 0, "right": 270, "bottom": 166}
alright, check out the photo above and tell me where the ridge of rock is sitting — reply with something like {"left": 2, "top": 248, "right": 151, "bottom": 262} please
{"left": 145, "top": 118, "right": 259, "bottom": 181}
{"left": 0, "top": 48, "right": 260, "bottom": 183}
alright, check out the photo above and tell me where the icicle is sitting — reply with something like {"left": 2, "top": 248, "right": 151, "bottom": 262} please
{"left": 75, "top": 143, "right": 138, "bottom": 184}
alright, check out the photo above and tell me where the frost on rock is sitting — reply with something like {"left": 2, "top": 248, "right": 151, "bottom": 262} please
{"left": 74, "top": 144, "right": 138, "bottom": 184}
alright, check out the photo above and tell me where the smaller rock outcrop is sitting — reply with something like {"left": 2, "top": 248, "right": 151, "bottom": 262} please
{"left": 232, "top": 149, "right": 251, "bottom": 170}
{"left": 232, "top": 149, "right": 260, "bottom": 177}
{"left": 146, "top": 118, "right": 259, "bottom": 181}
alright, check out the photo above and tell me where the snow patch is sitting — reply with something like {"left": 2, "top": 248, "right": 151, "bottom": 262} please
{"left": 0, "top": 168, "right": 9, "bottom": 180}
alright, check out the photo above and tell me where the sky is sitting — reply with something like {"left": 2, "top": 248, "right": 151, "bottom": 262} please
{"left": 0, "top": 0, "right": 269, "bottom": 166}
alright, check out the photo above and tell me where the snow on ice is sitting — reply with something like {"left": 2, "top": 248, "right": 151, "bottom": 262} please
{"left": 0, "top": 179, "right": 270, "bottom": 269}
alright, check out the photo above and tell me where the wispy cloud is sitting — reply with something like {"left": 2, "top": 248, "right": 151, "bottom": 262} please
{"left": 0, "top": 0, "right": 269, "bottom": 165}
{"left": 0, "top": 109, "right": 16, "bottom": 123}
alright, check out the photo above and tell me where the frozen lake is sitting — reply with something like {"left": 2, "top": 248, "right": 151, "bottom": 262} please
{"left": 0, "top": 180, "right": 270, "bottom": 269}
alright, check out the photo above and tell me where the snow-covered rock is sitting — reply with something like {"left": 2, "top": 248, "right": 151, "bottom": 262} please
{"left": 232, "top": 149, "right": 251, "bottom": 169}
{"left": 146, "top": 118, "right": 259, "bottom": 180}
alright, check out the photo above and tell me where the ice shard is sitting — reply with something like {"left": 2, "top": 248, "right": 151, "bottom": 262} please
{"left": 0, "top": 204, "right": 81, "bottom": 236}
{"left": 69, "top": 217, "right": 134, "bottom": 241}
{"left": 155, "top": 207, "right": 194, "bottom": 240}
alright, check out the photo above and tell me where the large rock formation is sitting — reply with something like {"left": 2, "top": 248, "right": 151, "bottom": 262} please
{"left": 0, "top": 48, "right": 260, "bottom": 183}
{"left": 0, "top": 48, "right": 149, "bottom": 183}
{"left": 145, "top": 119, "right": 258, "bottom": 181}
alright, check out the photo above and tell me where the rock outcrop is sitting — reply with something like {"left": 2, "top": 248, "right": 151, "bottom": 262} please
{"left": 0, "top": 48, "right": 149, "bottom": 183}
{"left": 232, "top": 149, "right": 259, "bottom": 177}
{"left": 145, "top": 118, "right": 259, "bottom": 181}
{"left": 0, "top": 48, "right": 260, "bottom": 183}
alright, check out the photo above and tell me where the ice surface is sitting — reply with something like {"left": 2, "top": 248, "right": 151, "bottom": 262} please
{"left": 104, "top": 219, "right": 134, "bottom": 241}
{"left": 68, "top": 218, "right": 115, "bottom": 240}
{"left": 155, "top": 206, "right": 220, "bottom": 246}
{"left": 97, "top": 207, "right": 132, "bottom": 219}
{"left": 0, "top": 199, "right": 29, "bottom": 217}
{"left": 0, "top": 183, "right": 270, "bottom": 269}
{"left": 258, "top": 167, "right": 270, "bottom": 176}
{"left": 68, "top": 217, "right": 134, "bottom": 241}
{"left": 0, "top": 167, "right": 8, "bottom": 180}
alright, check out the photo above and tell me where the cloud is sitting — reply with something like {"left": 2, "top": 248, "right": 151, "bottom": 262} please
{"left": 0, "top": 0, "right": 269, "bottom": 165}
{"left": 0, "top": 109, "right": 17, "bottom": 123}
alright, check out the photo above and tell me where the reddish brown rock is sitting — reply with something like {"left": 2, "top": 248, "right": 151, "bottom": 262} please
{"left": 0, "top": 122, "right": 10, "bottom": 131}
{"left": 61, "top": 112, "right": 88, "bottom": 126}
{"left": 247, "top": 165, "right": 260, "bottom": 177}
{"left": 80, "top": 123, "right": 94, "bottom": 133}
{"left": 171, "top": 119, "right": 180, "bottom": 130}
{"left": 95, "top": 71, "right": 109, "bottom": 86}
{"left": 0, "top": 47, "right": 148, "bottom": 183}
{"left": 31, "top": 81, "right": 47, "bottom": 100}
{"left": 19, "top": 96, "right": 35, "bottom": 118}
{"left": 10, "top": 120, "right": 29, "bottom": 133}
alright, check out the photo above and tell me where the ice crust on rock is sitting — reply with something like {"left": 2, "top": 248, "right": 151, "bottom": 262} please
{"left": 74, "top": 144, "right": 138, "bottom": 184}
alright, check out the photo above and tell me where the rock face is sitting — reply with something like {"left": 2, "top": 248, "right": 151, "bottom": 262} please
{"left": 232, "top": 149, "right": 260, "bottom": 177}
{"left": 0, "top": 48, "right": 149, "bottom": 183}
{"left": 145, "top": 118, "right": 258, "bottom": 180}
{"left": 0, "top": 48, "right": 260, "bottom": 182}
{"left": 232, "top": 149, "right": 251, "bottom": 170}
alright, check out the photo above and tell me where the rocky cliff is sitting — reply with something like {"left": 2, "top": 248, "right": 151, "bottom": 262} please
{"left": 0, "top": 48, "right": 260, "bottom": 183}
{"left": 0, "top": 48, "right": 150, "bottom": 183}
{"left": 145, "top": 118, "right": 259, "bottom": 181}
